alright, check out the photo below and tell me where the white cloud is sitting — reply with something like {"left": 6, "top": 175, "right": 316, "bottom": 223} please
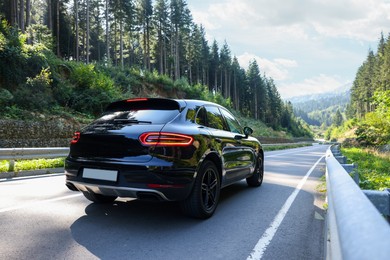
{"left": 278, "top": 74, "right": 347, "bottom": 99}
{"left": 191, "top": 12, "right": 218, "bottom": 30}
{"left": 310, "top": 0, "right": 390, "bottom": 41}
{"left": 189, "top": 0, "right": 390, "bottom": 97}
{"left": 192, "top": 0, "right": 390, "bottom": 42}
{"left": 237, "top": 53, "right": 298, "bottom": 81}
{"left": 274, "top": 59, "right": 298, "bottom": 68}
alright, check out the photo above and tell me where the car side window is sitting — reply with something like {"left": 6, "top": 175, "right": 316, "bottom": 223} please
{"left": 204, "top": 106, "right": 226, "bottom": 130}
{"left": 220, "top": 108, "right": 243, "bottom": 134}
{"left": 195, "top": 106, "right": 207, "bottom": 126}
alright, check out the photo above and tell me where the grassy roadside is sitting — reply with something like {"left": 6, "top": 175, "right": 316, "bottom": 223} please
{"left": 341, "top": 147, "right": 390, "bottom": 191}
{"left": 0, "top": 158, "right": 64, "bottom": 173}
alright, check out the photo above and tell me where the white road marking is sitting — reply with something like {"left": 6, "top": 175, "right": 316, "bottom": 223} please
{"left": 0, "top": 173, "right": 65, "bottom": 183}
{"left": 265, "top": 146, "right": 321, "bottom": 158}
{"left": 0, "top": 194, "right": 82, "bottom": 213}
{"left": 247, "top": 155, "right": 325, "bottom": 260}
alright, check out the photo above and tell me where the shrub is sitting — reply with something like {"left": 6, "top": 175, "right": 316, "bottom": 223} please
{"left": 0, "top": 88, "right": 13, "bottom": 105}
{"left": 13, "top": 67, "right": 55, "bottom": 111}
{"left": 68, "top": 63, "right": 121, "bottom": 115}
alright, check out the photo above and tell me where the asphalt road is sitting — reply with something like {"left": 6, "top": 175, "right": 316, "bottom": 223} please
{"left": 0, "top": 145, "right": 329, "bottom": 260}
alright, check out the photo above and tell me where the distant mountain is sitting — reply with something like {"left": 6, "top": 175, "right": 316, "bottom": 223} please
{"left": 289, "top": 84, "right": 351, "bottom": 127}
{"left": 288, "top": 82, "right": 351, "bottom": 104}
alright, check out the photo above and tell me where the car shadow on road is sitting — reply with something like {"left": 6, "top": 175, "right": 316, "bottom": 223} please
{"left": 69, "top": 181, "right": 257, "bottom": 259}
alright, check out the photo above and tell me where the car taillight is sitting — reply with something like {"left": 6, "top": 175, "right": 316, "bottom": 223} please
{"left": 71, "top": 132, "right": 80, "bottom": 144}
{"left": 139, "top": 132, "right": 194, "bottom": 146}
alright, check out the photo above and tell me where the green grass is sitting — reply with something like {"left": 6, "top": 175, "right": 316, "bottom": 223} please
{"left": 0, "top": 158, "right": 65, "bottom": 173}
{"left": 341, "top": 147, "right": 390, "bottom": 190}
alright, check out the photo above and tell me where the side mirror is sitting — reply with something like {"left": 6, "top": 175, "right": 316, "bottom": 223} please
{"left": 243, "top": 126, "right": 253, "bottom": 138}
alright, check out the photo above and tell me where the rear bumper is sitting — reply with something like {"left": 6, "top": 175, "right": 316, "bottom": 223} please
{"left": 65, "top": 157, "right": 196, "bottom": 201}
{"left": 66, "top": 181, "right": 171, "bottom": 201}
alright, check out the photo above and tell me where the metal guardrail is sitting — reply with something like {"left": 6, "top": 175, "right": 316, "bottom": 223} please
{"left": 325, "top": 145, "right": 390, "bottom": 260}
{"left": 0, "top": 147, "right": 69, "bottom": 161}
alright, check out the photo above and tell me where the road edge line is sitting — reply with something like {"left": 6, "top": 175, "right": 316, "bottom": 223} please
{"left": 247, "top": 155, "right": 325, "bottom": 260}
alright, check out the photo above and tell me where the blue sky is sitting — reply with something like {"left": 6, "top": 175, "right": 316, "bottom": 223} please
{"left": 187, "top": 0, "right": 390, "bottom": 99}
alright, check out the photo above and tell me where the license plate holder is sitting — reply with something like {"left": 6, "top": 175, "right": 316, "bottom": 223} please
{"left": 82, "top": 168, "right": 118, "bottom": 182}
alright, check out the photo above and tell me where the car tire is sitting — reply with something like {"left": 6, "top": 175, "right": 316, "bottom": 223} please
{"left": 82, "top": 191, "right": 117, "bottom": 203}
{"left": 180, "top": 160, "right": 220, "bottom": 219}
{"left": 246, "top": 155, "right": 264, "bottom": 187}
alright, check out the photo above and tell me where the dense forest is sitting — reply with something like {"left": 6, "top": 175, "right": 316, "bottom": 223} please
{"left": 0, "top": 0, "right": 311, "bottom": 137}
{"left": 326, "top": 33, "right": 390, "bottom": 145}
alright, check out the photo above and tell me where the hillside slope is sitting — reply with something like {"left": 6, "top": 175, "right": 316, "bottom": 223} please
{"left": 290, "top": 86, "right": 351, "bottom": 127}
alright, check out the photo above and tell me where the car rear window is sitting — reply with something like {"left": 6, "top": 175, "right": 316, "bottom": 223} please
{"left": 105, "top": 98, "right": 180, "bottom": 112}
{"left": 96, "top": 98, "right": 181, "bottom": 124}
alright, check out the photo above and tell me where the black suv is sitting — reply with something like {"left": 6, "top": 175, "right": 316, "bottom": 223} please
{"left": 65, "top": 98, "right": 264, "bottom": 218}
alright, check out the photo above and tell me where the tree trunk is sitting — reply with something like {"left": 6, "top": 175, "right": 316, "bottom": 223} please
{"left": 176, "top": 36, "right": 180, "bottom": 79}
{"left": 105, "top": 0, "right": 110, "bottom": 65}
{"left": 120, "top": 20, "right": 123, "bottom": 69}
{"left": 74, "top": 0, "right": 79, "bottom": 61}
{"left": 86, "top": 0, "right": 90, "bottom": 63}
{"left": 255, "top": 85, "right": 258, "bottom": 119}
{"left": 143, "top": 25, "right": 147, "bottom": 70}
{"left": 158, "top": 28, "right": 163, "bottom": 74}
{"left": 26, "top": 0, "right": 31, "bottom": 27}
{"left": 26, "top": 0, "right": 31, "bottom": 43}
{"left": 114, "top": 18, "right": 117, "bottom": 66}
{"left": 10, "top": 0, "right": 16, "bottom": 26}
{"left": 163, "top": 34, "right": 167, "bottom": 75}
{"left": 47, "top": 0, "right": 52, "bottom": 31}
{"left": 19, "top": 0, "right": 25, "bottom": 32}
{"left": 214, "top": 68, "right": 218, "bottom": 92}
{"left": 56, "top": 0, "right": 60, "bottom": 57}
{"left": 174, "top": 26, "right": 180, "bottom": 80}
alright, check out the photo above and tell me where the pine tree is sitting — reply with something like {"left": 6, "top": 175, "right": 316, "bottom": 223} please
{"left": 209, "top": 40, "right": 219, "bottom": 92}
{"left": 219, "top": 41, "right": 231, "bottom": 99}
{"left": 153, "top": 0, "right": 169, "bottom": 74}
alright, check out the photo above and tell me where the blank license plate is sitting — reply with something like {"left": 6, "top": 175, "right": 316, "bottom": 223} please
{"left": 82, "top": 168, "right": 118, "bottom": 182}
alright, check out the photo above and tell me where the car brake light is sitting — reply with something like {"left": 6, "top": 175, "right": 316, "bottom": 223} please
{"left": 139, "top": 132, "right": 194, "bottom": 146}
{"left": 126, "top": 98, "right": 148, "bottom": 102}
{"left": 71, "top": 132, "right": 80, "bottom": 144}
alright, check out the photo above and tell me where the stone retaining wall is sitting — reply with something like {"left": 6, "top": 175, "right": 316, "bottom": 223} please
{"left": 0, "top": 119, "right": 83, "bottom": 148}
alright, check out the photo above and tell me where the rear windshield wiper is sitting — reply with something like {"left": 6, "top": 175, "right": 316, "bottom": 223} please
{"left": 113, "top": 119, "right": 152, "bottom": 124}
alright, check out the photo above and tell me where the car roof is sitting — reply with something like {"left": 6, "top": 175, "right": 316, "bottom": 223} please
{"left": 107, "top": 97, "right": 224, "bottom": 112}
{"left": 175, "top": 99, "right": 224, "bottom": 109}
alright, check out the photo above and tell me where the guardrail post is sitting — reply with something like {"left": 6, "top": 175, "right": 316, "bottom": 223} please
{"left": 341, "top": 163, "right": 359, "bottom": 185}
{"left": 8, "top": 160, "right": 15, "bottom": 172}
{"left": 363, "top": 189, "right": 390, "bottom": 223}
{"left": 334, "top": 155, "right": 347, "bottom": 164}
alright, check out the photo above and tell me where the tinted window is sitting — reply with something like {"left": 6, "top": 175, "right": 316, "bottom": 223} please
{"left": 95, "top": 98, "right": 180, "bottom": 124}
{"left": 220, "top": 109, "right": 243, "bottom": 134}
{"left": 95, "top": 110, "right": 179, "bottom": 125}
{"left": 205, "top": 106, "right": 226, "bottom": 130}
{"left": 105, "top": 98, "right": 180, "bottom": 112}
{"left": 195, "top": 107, "right": 207, "bottom": 126}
